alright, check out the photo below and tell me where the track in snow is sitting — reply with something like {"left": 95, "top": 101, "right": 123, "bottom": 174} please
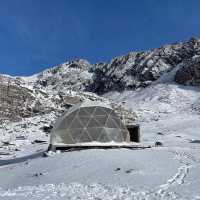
{"left": 0, "top": 150, "right": 46, "bottom": 167}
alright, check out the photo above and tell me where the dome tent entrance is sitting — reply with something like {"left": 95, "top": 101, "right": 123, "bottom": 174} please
{"left": 49, "top": 101, "right": 130, "bottom": 150}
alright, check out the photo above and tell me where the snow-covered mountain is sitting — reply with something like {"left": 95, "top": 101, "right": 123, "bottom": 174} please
{"left": 22, "top": 37, "right": 200, "bottom": 93}
{"left": 0, "top": 37, "right": 200, "bottom": 200}
{"left": 1, "top": 37, "right": 200, "bottom": 120}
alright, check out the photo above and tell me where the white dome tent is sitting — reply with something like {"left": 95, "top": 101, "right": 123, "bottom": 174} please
{"left": 49, "top": 100, "right": 132, "bottom": 151}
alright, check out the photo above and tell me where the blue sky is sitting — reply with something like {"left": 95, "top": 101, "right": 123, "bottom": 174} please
{"left": 0, "top": 0, "right": 200, "bottom": 75}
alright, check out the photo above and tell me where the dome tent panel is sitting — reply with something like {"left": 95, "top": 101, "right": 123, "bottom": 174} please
{"left": 78, "top": 116, "right": 91, "bottom": 127}
{"left": 78, "top": 130, "right": 93, "bottom": 143}
{"left": 112, "top": 116, "right": 124, "bottom": 126}
{"left": 57, "top": 116, "right": 73, "bottom": 130}
{"left": 54, "top": 129, "right": 74, "bottom": 144}
{"left": 123, "top": 130, "right": 131, "bottom": 142}
{"left": 82, "top": 107, "right": 96, "bottom": 115}
{"left": 87, "top": 127, "right": 104, "bottom": 141}
{"left": 68, "top": 128, "right": 85, "bottom": 143}
{"left": 92, "top": 107, "right": 110, "bottom": 116}
{"left": 68, "top": 117, "right": 85, "bottom": 129}
{"left": 94, "top": 116, "right": 107, "bottom": 125}
{"left": 103, "top": 128, "right": 124, "bottom": 142}
{"left": 49, "top": 101, "right": 130, "bottom": 150}
{"left": 78, "top": 108, "right": 91, "bottom": 116}
{"left": 105, "top": 117, "right": 120, "bottom": 129}
{"left": 66, "top": 110, "right": 79, "bottom": 120}
{"left": 97, "top": 131, "right": 110, "bottom": 143}
{"left": 87, "top": 118, "right": 102, "bottom": 128}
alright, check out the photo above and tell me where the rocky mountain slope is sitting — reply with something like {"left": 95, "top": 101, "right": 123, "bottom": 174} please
{"left": 1, "top": 37, "right": 200, "bottom": 120}
{"left": 25, "top": 37, "right": 200, "bottom": 95}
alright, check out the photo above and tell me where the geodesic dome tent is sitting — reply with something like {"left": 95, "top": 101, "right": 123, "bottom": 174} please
{"left": 49, "top": 101, "right": 130, "bottom": 150}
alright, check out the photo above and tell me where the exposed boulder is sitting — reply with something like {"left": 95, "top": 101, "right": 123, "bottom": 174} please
{"left": 0, "top": 76, "right": 35, "bottom": 120}
{"left": 175, "top": 56, "right": 200, "bottom": 85}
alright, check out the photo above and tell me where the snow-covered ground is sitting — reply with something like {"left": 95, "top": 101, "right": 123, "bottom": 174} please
{"left": 0, "top": 146, "right": 200, "bottom": 200}
{"left": 0, "top": 78, "right": 200, "bottom": 199}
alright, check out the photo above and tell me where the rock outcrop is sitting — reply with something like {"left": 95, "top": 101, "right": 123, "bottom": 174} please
{"left": 87, "top": 37, "right": 200, "bottom": 94}
{"left": 0, "top": 76, "right": 35, "bottom": 121}
{"left": 175, "top": 56, "right": 200, "bottom": 85}
{"left": 35, "top": 59, "right": 93, "bottom": 92}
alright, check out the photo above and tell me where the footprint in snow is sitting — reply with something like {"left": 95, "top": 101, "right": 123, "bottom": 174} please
{"left": 125, "top": 169, "right": 134, "bottom": 173}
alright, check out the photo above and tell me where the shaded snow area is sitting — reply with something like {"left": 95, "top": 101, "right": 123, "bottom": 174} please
{"left": 1, "top": 80, "right": 200, "bottom": 199}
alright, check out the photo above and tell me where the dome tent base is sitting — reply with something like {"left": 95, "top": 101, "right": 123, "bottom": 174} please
{"left": 48, "top": 142, "right": 151, "bottom": 152}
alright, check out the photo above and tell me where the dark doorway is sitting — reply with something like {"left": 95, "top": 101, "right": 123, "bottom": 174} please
{"left": 126, "top": 124, "right": 140, "bottom": 142}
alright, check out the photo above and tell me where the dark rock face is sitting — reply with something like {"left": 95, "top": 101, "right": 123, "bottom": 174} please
{"left": 0, "top": 76, "right": 35, "bottom": 120}
{"left": 87, "top": 37, "right": 200, "bottom": 94}
{"left": 175, "top": 56, "right": 200, "bottom": 85}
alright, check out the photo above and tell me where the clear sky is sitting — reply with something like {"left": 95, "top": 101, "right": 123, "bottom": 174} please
{"left": 0, "top": 0, "right": 200, "bottom": 76}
